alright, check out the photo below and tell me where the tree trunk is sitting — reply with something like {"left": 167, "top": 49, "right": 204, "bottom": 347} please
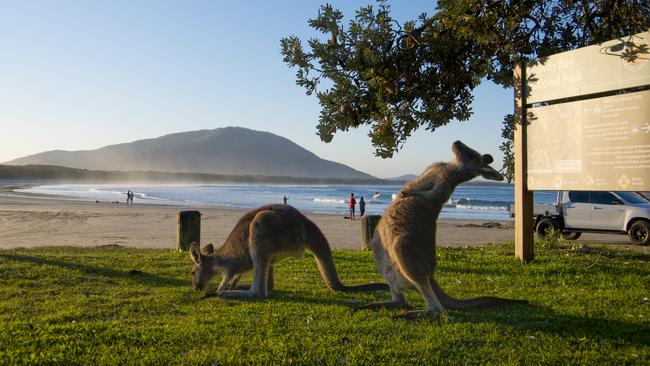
{"left": 177, "top": 210, "right": 201, "bottom": 251}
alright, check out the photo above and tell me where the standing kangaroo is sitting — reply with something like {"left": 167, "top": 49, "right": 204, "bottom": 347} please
{"left": 190, "top": 204, "right": 387, "bottom": 299}
{"left": 356, "top": 141, "right": 527, "bottom": 319}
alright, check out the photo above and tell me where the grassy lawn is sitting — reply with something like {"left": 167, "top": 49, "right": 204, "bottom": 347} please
{"left": 0, "top": 242, "right": 647, "bottom": 365}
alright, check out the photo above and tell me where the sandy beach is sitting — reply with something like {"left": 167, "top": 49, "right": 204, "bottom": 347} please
{"left": 0, "top": 192, "right": 643, "bottom": 251}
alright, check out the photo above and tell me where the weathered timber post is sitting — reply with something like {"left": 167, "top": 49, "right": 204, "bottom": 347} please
{"left": 514, "top": 60, "right": 534, "bottom": 262}
{"left": 177, "top": 210, "right": 201, "bottom": 251}
{"left": 360, "top": 215, "right": 381, "bottom": 250}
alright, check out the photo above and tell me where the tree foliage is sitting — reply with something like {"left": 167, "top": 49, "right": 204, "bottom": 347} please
{"left": 282, "top": 1, "right": 650, "bottom": 173}
{"left": 499, "top": 113, "right": 515, "bottom": 183}
{"left": 281, "top": 3, "right": 482, "bottom": 158}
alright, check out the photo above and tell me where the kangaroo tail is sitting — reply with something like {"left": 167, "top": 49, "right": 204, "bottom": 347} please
{"left": 302, "top": 216, "right": 388, "bottom": 292}
{"left": 431, "top": 277, "right": 528, "bottom": 310}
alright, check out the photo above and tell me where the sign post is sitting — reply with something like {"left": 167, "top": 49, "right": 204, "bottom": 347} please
{"left": 514, "top": 61, "right": 534, "bottom": 262}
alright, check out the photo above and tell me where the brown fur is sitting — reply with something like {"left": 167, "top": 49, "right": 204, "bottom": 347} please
{"left": 190, "top": 204, "right": 387, "bottom": 299}
{"left": 357, "top": 141, "right": 527, "bottom": 319}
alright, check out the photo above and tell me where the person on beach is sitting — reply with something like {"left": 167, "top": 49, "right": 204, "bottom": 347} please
{"left": 283, "top": 195, "right": 288, "bottom": 205}
{"left": 349, "top": 193, "right": 357, "bottom": 220}
{"left": 359, "top": 197, "right": 366, "bottom": 218}
{"left": 126, "top": 191, "right": 131, "bottom": 204}
{"left": 129, "top": 191, "right": 134, "bottom": 204}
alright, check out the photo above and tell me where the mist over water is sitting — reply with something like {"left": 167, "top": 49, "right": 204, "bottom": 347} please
{"left": 16, "top": 183, "right": 558, "bottom": 221}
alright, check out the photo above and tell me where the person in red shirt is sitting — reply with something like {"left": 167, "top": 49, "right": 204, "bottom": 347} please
{"left": 349, "top": 193, "right": 357, "bottom": 220}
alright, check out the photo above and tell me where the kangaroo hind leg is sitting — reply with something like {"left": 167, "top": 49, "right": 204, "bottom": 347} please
{"left": 354, "top": 287, "right": 411, "bottom": 313}
{"left": 394, "top": 278, "right": 447, "bottom": 321}
{"left": 391, "top": 243, "right": 447, "bottom": 321}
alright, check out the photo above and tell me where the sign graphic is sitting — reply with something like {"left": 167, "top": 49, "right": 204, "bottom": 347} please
{"left": 526, "top": 31, "right": 650, "bottom": 103}
{"left": 525, "top": 31, "right": 650, "bottom": 191}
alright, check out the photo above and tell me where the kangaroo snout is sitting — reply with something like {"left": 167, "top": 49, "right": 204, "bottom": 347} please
{"left": 193, "top": 281, "right": 204, "bottom": 291}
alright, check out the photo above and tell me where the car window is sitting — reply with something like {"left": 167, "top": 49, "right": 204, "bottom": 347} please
{"left": 616, "top": 192, "right": 646, "bottom": 204}
{"left": 590, "top": 191, "right": 618, "bottom": 205}
{"left": 568, "top": 191, "right": 589, "bottom": 203}
{"left": 637, "top": 192, "right": 650, "bottom": 203}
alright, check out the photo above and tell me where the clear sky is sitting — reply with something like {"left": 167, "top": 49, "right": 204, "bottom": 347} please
{"left": 0, "top": 0, "right": 513, "bottom": 179}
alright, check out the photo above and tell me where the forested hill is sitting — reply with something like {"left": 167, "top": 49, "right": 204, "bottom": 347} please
{"left": 4, "top": 127, "right": 375, "bottom": 180}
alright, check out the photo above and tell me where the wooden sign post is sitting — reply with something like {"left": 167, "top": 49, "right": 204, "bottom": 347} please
{"left": 514, "top": 61, "right": 534, "bottom": 262}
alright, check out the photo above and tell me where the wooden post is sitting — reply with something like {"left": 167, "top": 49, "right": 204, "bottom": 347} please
{"left": 360, "top": 215, "right": 381, "bottom": 250}
{"left": 177, "top": 210, "right": 201, "bottom": 251}
{"left": 514, "top": 61, "right": 534, "bottom": 262}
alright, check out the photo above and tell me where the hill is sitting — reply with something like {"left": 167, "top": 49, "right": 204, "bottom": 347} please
{"left": 4, "top": 127, "right": 375, "bottom": 180}
{"left": 0, "top": 165, "right": 385, "bottom": 185}
{"left": 386, "top": 174, "right": 419, "bottom": 181}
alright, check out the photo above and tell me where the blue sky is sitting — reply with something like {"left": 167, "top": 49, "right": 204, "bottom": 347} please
{"left": 0, "top": 0, "right": 513, "bottom": 178}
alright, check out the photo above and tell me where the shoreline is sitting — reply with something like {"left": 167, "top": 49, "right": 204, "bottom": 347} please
{"left": 0, "top": 191, "right": 519, "bottom": 250}
{"left": 0, "top": 192, "right": 644, "bottom": 252}
{"left": 2, "top": 181, "right": 516, "bottom": 220}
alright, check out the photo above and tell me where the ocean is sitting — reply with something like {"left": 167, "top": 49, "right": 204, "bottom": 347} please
{"left": 14, "top": 183, "right": 559, "bottom": 221}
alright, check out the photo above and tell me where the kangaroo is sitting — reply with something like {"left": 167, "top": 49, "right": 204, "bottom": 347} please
{"left": 189, "top": 204, "right": 388, "bottom": 299}
{"left": 356, "top": 141, "right": 527, "bottom": 319}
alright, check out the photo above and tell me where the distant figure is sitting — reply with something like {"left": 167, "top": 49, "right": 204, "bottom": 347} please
{"left": 283, "top": 195, "right": 288, "bottom": 205}
{"left": 359, "top": 197, "right": 366, "bottom": 218}
{"left": 349, "top": 193, "right": 357, "bottom": 220}
{"left": 126, "top": 190, "right": 132, "bottom": 204}
{"left": 129, "top": 191, "right": 134, "bottom": 204}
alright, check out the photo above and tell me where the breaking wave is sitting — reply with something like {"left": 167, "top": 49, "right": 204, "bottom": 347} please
{"left": 447, "top": 198, "right": 510, "bottom": 211}
{"left": 312, "top": 197, "right": 346, "bottom": 205}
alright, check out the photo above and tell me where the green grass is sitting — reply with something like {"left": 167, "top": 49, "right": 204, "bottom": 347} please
{"left": 0, "top": 243, "right": 648, "bottom": 365}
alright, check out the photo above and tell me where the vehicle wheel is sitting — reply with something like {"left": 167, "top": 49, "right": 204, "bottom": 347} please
{"left": 561, "top": 232, "right": 582, "bottom": 240}
{"left": 536, "top": 218, "right": 559, "bottom": 238}
{"left": 628, "top": 220, "right": 650, "bottom": 246}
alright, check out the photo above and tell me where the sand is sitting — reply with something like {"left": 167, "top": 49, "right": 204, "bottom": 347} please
{"left": 0, "top": 193, "right": 643, "bottom": 251}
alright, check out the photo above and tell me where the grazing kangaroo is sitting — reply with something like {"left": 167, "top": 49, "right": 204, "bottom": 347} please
{"left": 356, "top": 141, "right": 527, "bottom": 319}
{"left": 189, "top": 204, "right": 387, "bottom": 299}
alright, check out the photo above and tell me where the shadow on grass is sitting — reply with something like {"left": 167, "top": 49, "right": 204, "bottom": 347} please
{"left": 288, "top": 284, "right": 647, "bottom": 348}
{"left": 440, "top": 263, "right": 650, "bottom": 278}
{"left": 439, "top": 265, "right": 528, "bottom": 277}
{"left": 0, "top": 253, "right": 190, "bottom": 287}
{"left": 198, "top": 287, "right": 379, "bottom": 308}
{"left": 451, "top": 303, "right": 649, "bottom": 347}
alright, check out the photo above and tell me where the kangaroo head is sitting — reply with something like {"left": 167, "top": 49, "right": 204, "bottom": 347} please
{"left": 451, "top": 141, "right": 503, "bottom": 181}
{"left": 189, "top": 242, "right": 218, "bottom": 290}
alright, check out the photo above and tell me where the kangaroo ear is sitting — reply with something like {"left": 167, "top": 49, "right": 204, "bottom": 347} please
{"left": 482, "top": 154, "right": 494, "bottom": 165}
{"left": 189, "top": 242, "right": 201, "bottom": 264}
{"left": 451, "top": 141, "right": 472, "bottom": 164}
{"left": 201, "top": 243, "right": 214, "bottom": 255}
